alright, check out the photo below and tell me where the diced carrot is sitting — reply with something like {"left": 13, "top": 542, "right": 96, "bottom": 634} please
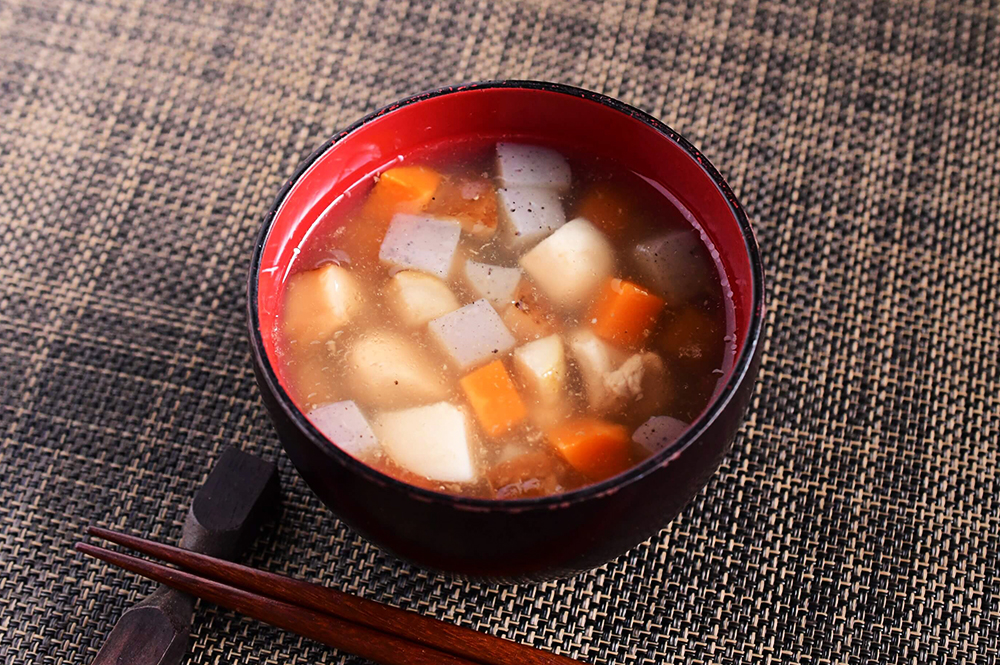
{"left": 460, "top": 360, "right": 527, "bottom": 438}
{"left": 588, "top": 278, "right": 665, "bottom": 348}
{"left": 545, "top": 418, "right": 632, "bottom": 481}
{"left": 426, "top": 177, "right": 498, "bottom": 239}
{"left": 574, "top": 182, "right": 631, "bottom": 237}
{"left": 501, "top": 280, "right": 559, "bottom": 342}
{"left": 341, "top": 166, "right": 442, "bottom": 267}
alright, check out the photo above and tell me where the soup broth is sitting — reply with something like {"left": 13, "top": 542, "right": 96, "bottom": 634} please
{"left": 274, "top": 140, "right": 733, "bottom": 499}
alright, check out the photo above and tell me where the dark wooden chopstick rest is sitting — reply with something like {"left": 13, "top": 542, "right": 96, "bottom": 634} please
{"left": 80, "top": 527, "right": 588, "bottom": 665}
{"left": 89, "top": 448, "right": 280, "bottom": 665}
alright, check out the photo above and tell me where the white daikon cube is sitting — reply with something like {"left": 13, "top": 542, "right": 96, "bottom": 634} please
{"left": 632, "top": 416, "right": 689, "bottom": 454}
{"left": 520, "top": 218, "right": 614, "bottom": 310}
{"left": 308, "top": 401, "right": 379, "bottom": 460}
{"left": 375, "top": 402, "right": 476, "bottom": 483}
{"left": 428, "top": 299, "right": 516, "bottom": 370}
{"left": 496, "top": 186, "right": 566, "bottom": 251}
{"left": 513, "top": 334, "right": 566, "bottom": 407}
{"left": 282, "top": 264, "right": 365, "bottom": 344}
{"left": 462, "top": 260, "right": 521, "bottom": 307}
{"left": 379, "top": 214, "right": 461, "bottom": 279}
{"left": 385, "top": 271, "right": 460, "bottom": 328}
{"left": 496, "top": 143, "right": 571, "bottom": 191}
{"left": 632, "top": 229, "right": 711, "bottom": 302}
{"left": 347, "top": 330, "right": 447, "bottom": 407}
{"left": 567, "top": 329, "right": 627, "bottom": 413}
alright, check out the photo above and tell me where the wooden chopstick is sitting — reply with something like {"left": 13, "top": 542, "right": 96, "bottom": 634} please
{"left": 82, "top": 526, "right": 587, "bottom": 665}
{"left": 77, "top": 542, "right": 476, "bottom": 665}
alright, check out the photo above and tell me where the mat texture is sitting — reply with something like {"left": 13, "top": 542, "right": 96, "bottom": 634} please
{"left": 1, "top": 0, "right": 998, "bottom": 662}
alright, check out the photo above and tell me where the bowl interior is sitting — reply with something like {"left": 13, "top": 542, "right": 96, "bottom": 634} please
{"left": 253, "top": 82, "right": 761, "bottom": 495}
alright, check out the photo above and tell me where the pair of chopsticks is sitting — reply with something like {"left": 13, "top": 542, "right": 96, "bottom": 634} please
{"left": 78, "top": 527, "right": 587, "bottom": 665}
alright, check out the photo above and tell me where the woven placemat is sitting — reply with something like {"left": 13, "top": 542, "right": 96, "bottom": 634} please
{"left": 1, "top": 0, "right": 997, "bottom": 662}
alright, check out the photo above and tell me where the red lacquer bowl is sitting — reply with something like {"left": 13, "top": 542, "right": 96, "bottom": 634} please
{"left": 248, "top": 81, "right": 765, "bottom": 580}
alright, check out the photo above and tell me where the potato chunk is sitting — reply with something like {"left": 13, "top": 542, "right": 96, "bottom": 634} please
{"left": 347, "top": 330, "right": 448, "bottom": 407}
{"left": 496, "top": 186, "right": 566, "bottom": 251}
{"left": 631, "top": 229, "right": 712, "bottom": 302}
{"left": 379, "top": 214, "right": 461, "bottom": 279}
{"left": 375, "top": 402, "right": 476, "bottom": 483}
{"left": 385, "top": 271, "right": 460, "bottom": 328}
{"left": 282, "top": 264, "right": 364, "bottom": 345}
{"left": 429, "top": 299, "right": 516, "bottom": 371}
{"left": 462, "top": 260, "right": 521, "bottom": 307}
{"left": 307, "top": 401, "right": 380, "bottom": 460}
{"left": 496, "top": 143, "right": 571, "bottom": 191}
{"left": 520, "top": 218, "right": 614, "bottom": 310}
{"left": 632, "top": 415, "right": 689, "bottom": 455}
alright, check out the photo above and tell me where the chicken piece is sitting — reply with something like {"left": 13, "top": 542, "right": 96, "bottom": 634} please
{"left": 632, "top": 415, "right": 689, "bottom": 455}
{"left": 282, "top": 264, "right": 364, "bottom": 345}
{"left": 461, "top": 260, "right": 522, "bottom": 308}
{"left": 374, "top": 402, "right": 476, "bottom": 483}
{"left": 631, "top": 229, "right": 712, "bottom": 303}
{"left": 496, "top": 186, "right": 566, "bottom": 252}
{"left": 496, "top": 143, "right": 571, "bottom": 191}
{"left": 384, "top": 270, "right": 460, "bottom": 328}
{"left": 378, "top": 214, "right": 462, "bottom": 279}
{"left": 429, "top": 299, "right": 516, "bottom": 371}
{"left": 307, "top": 401, "right": 380, "bottom": 460}
{"left": 488, "top": 451, "right": 567, "bottom": 499}
{"left": 519, "top": 218, "right": 615, "bottom": 311}
{"left": 346, "top": 330, "right": 448, "bottom": 407}
{"left": 602, "top": 351, "right": 669, "bottom": 422}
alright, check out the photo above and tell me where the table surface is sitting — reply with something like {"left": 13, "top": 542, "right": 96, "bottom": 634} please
{"left": 1, "top": 0, "right": 997, "bottom": 662}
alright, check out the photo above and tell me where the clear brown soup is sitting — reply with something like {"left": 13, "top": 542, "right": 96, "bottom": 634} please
{"left": 275, "top": 139, "right": 733, "bottom": 499}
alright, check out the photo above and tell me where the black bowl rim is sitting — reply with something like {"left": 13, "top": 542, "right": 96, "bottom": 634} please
{"left": 247, "top": 79, "right": 766, "bottom": 511}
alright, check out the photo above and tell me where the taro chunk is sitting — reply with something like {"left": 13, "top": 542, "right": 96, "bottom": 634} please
{"left": 513, "top": 334, "right": 566, "bottom": 408}
{"left": 429, "top": 299, "right": 516, "bottom": 371}
{"left": 567, "top": 329, "right": 627, "bottom": 413}
{"left": 519, "top": 218, "right": 614, "bottom": 310}
{"left": 496, "top": 187, "right": 566, "bottom": 251}
{"left": 379, "top": 214, "right": 461, "bottom": 279}
{"left": 347, "top": 330, "right": 448, "bottom": 407}
{"left": 633, "top": 416, "right": 689, "bottom": 454}
{"left": 282, "top": 264, "right": 364, "bottom": 345}
{"left": 632, "top": 229, "right": 712, "bottom": 302}
{"left": 308, "top": 401, "right": 379, "bottom": 460}
{"left": 375, "top": 402, "right": 476, "bottom": 483}
{"left": 462, "top": 260, "right": 521, "bottom": 307}
{"left": 385, "top": 270, "right": 460, "bottom": 328}
{"left": 496, "top": 143, "right": 571, "bottom": 191}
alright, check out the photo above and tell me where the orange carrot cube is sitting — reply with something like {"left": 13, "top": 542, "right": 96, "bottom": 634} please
{"left": 460, "top": 360, "right": 527, "bottom": 437}
{"left": 588, "top": 278, "right": 665, "bottom": 348}
{"left": 575, "top": 182, "right": 631, "bottom": 237}
{"left": 427, "top": 177, "right": 498, "bottom": 239}
{"left": 545, "top": 418, "right": 632, "bottom": 481}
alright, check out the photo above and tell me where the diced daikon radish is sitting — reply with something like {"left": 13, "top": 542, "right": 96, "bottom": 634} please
{"left": 496, "top": 143, "right": 571, "bottom": 191}
{"left": 385, "top": 270, "right": 460, "bottom": 327}
{"left": 379, "top": 214, "right": 461, "bottom": 279}
{"left": 282, "top": 264, "right": 364, "bottom": 344}
{"left": 632, "top": 229, "right": 711, "bottom": 303}
{"left": 567, "top": 329, "right": 628, "bottom": 413}
{"left": 513, "top": 334, "right": 566, "bottom": 407}
{"left": 375, "top": 402, "right": 476, "bottom": 483}
{"left": 632, "top": 415, "right": 689, "bottom": 454}
{"left": 429, "top": 299, "right": 516, "bottom": 370}
{"left": 520, "top": 218, "right": 615, "bottom": 310}
{"left": 496, "top": 186, "right": 566, "bottom": 251}
{"left": 462, "top": 260, "right": 521, "bottom": 307}
{"left": 347, "top": 330, "right": 448, "bottom": 407}
{"left": 308, "top": 401, "right": 380, "bottom": 460}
